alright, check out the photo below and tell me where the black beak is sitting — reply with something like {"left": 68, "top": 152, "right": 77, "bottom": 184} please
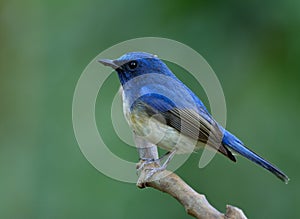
{"left": 98, "top": 59, "right": 120, "bottom": 69}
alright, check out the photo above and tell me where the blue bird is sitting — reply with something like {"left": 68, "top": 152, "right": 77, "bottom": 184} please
{"left": 99, "top": 51, "right": 289, "bottom": 183}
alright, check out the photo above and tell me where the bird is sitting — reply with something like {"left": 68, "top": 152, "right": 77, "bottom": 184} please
{"left": 99, "top": 51, "right": 289, "bottom": 183}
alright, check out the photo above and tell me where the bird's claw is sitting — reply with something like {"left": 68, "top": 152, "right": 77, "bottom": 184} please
{"left": 137, "top": 164, "right": 167, "bottom": 188}
{"left": 143, "top": 166, "right": 167, "bottom": 181}
{"left": 136, "top": 157, "right": 159, "bottom": 174}
{"left": 136, "top": 149, "right": 177, "bottom": 188}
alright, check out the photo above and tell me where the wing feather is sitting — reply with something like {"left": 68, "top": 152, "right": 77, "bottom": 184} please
{"left": 131, "top": 94, "right": 236, "bottom": 162}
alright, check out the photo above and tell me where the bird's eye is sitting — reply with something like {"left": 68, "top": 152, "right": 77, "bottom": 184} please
{"left": 127, "top": 61, "right": 138, "bottom": 70}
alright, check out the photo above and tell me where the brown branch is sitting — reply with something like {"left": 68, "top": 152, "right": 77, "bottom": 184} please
{"left": 134, "top": 136, "right": 247, "bottom": 219}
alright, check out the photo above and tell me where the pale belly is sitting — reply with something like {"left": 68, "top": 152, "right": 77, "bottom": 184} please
{"left": 128, "top": 108, "right": 204, "bottom": 154}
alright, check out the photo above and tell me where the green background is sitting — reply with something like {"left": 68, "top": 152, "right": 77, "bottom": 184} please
{"left": 1, "top": 0, "right": 299, "bottom": 218}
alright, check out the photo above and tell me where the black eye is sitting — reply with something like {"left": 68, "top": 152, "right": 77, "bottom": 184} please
{"left": 127, "top": 61, "right": 138, "bottom": 70}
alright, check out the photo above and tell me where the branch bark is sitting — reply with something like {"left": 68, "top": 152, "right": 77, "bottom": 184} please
{"left": 134, "top": 136, "right": 247, "bottom": 219}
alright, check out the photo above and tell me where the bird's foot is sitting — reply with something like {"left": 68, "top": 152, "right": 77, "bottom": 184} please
{"left": 136, "top": 149, "right": 176, "bottom": 174}
{"left": 137, "top": 164, "right": 167, "bottom": 188}
{"left": 136, "top": 157, "right": 159, "bottom": 174}
{"left": 136, "top": 149, "right": 177, "bottom": 188}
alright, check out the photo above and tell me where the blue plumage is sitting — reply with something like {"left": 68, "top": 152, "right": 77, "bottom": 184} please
{"left": 99, "top": 52, "right": 289, "bottom": 183}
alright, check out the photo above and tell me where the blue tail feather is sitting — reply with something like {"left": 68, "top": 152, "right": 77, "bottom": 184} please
{"left": 223, "top": 131, "right": 289, "bottom": 183}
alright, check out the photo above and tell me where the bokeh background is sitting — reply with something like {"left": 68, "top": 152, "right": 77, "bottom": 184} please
{"left": 1, "top": 0, "right": 299, "bottom": 218}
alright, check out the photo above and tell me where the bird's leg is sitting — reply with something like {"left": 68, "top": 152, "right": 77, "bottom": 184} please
{"left": 137, "top": 150, "right": 175, "bottom": 172}
{"left": 136, "top": 157, "right": 159, "bottom": 174}
{"left": 158, "top": 151, "right": 171, "bottom": 161}
{"left": 137, "top": 149, "right": 177, "bottom": 182}
{"left": 160, "top": 149, "right": 176, "bottom": 169}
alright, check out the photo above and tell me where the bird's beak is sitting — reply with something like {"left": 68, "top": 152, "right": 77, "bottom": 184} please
{"left": 98, "top": 59, "right": 120, "bottom": 69}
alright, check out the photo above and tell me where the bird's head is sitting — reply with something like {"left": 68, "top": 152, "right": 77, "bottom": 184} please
{"left": 99, "top": 52, "right": 174, "bottom": 85}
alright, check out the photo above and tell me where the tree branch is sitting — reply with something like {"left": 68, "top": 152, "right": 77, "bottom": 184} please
{"left": 134, "top": 136, "right": 247, "bottom": 219}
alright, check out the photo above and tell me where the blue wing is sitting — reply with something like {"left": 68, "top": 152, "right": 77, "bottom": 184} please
{"left": 131, "top": 93, "right": 236, "bottom": 161}
{"left": 131, "top": 93, "right": 289, "bottom": 183}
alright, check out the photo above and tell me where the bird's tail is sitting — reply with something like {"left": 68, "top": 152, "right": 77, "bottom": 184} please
{"left": 223, "top": 131, "right": 289, "bottom": 183}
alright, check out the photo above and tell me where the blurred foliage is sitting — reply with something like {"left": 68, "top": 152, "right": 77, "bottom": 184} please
{"left": 0, "top": 0, "right": 300, "bottom": 218}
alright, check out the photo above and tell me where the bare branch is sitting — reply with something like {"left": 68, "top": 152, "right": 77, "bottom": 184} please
{"left": 134, "top": 136, "right": 247, "bottom": 219}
